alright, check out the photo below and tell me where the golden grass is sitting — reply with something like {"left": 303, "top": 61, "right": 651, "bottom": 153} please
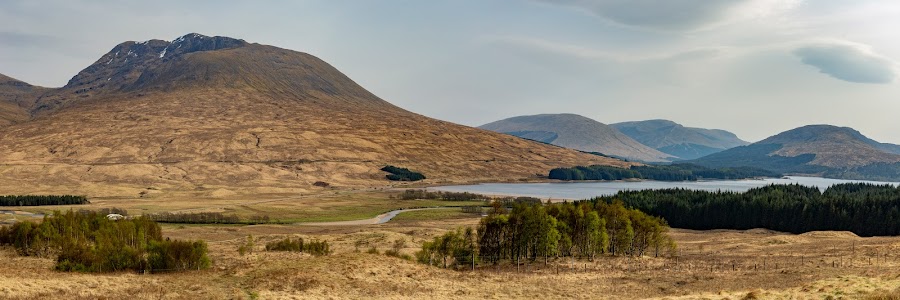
{"left": 8, "top": 191, "right": 485, "bottom": 223}
{"left": 864, "top": 288, "right": 900, "bottom": 300}
{"left": 6, "top": 215, "right": 900, "bottom": 300}
{"left": 5, "top": 191, "right": 900, "bottom": 299}
{"left": 390, "top": 207, "right": 477, "bottom": 222}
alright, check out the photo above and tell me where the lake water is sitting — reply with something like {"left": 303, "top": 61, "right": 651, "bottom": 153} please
{"left": 430, "top": 176, "right": 900, "bottom": 200}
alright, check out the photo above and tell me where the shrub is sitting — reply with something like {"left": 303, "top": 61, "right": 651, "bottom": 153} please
{"left": 304, "top": 239, "right": 331, "bottom": 256}
{"left": 238, "top": 235, "right": 255, "bottom": 256}
{"left": 147, "top": 239, "right": 211, "bottom": 271}
{"left": 266, "top": 237, "right": 304, "bottom": 252}
{"left": 262, "top": 237, "right": 329, "bottom": 256}
{"left": 312, "top": 181, "right": 330, "bottom": 187}
{"left": 384, "top": 239, "right": 412, "bottom": 260}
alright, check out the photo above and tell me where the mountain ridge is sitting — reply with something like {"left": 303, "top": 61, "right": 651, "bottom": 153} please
{"left": 611, "top": 119, "right": 749, "bottom": 160}
{"left": 479, "top": 113, "right": 675, "bottom": 162}
{"left": 0, "top": 73, "right": 46, "bottom": 125}
{"left": 690, "top": 124, "right": 900, "bottom": 181}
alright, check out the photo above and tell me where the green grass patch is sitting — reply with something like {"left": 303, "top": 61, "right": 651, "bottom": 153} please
{"left": 391, "top": 208, "right": 477, "bottom": 222}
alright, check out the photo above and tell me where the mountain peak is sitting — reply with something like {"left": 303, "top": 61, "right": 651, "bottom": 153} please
{"left": 165, "top": 33, "right": 247, "bottom": 56}
{"left": 760, "top": 124, "right": 862, "bottom": 144}
{"left": 63, "top": 33, "right": 247, "bottom": 91}
{"left": 692, "top": 124, "right": 900, "bottom": 179}
{"left": 29, "top": 33, "right": 395, "bottom": 114}
{"left": 480, "top": 113, "right": 674, "bottom": 162}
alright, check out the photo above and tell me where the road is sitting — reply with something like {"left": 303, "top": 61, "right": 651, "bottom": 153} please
{"left": 297, "top": 208, "right": 438, "bottom": 226}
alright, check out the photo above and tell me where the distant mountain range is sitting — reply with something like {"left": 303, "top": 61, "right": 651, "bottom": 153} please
{"left": 611, "top": 119, "right": 749, "bottom": 160}
{"left": 479, "top": 114, "right": 675, "bottom": 162}
{"left": 480, "top": 113, "right": 900, "bottom": 181}
{"left": 690, "top": 125, "right": 900, "bottom": 181}
{"left": 0, "top": 33, "right": 625, "bottom": 195}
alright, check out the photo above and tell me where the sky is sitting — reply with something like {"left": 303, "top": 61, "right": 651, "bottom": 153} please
{"left": 1, "top": 0, "right": 898, "bottom": 143}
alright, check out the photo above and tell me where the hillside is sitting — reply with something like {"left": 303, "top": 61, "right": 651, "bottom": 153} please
{"left": 0, "top": 33, "right": 628, "bottom": 197}
{"left": 690, "top": 125, "right": 900, "bottom": 181}
{"left": 611, "top": 119, "right": 749, "bottom": 160}
{"left": 0, "top": 73, "right": 46, "bottom": 125}
{"left": 479, "top": 114, "right": 674, "bottom": 162}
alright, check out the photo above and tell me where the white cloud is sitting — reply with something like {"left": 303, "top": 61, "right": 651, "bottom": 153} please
{"left": 536, "top": 0, "right": 802, "bottom": 32}
{"left": 488, "top": 35, "right": 730, "bottom": 63}
{"left": 793, "top": 41, "right": 897, "bottom": 84}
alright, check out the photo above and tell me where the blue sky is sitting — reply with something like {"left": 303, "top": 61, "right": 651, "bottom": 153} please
{"left": 1, "top": 0, "right": 898, "bottom": 143}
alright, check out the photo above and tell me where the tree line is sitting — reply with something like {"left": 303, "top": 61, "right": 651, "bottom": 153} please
{"left": 548, "top": 164, "right": 780, "bottom": 181}
{"left": 397, "top": 189, "right": 541, "bottom": 206}
{"left": 0, "top": 195, "right": 89, "bottom": 206}
{"left": 145, "top": 212, "right": 273, "bottom": 224}
{"left": 397, "top": 189, "right": 490, "bottom": 201}
{"left": 416, "top": 200, "right": 674, "bottom": 269}
{"left": 381, "top": 166, "right": 426, "bottom": 181}
{"left": 265, "top": 237, "right": 331, "bottom": 256}
{"left": 824, "top": 162, "right": 900, "bottom": 182}
{"left": 590, "top": 183, "right": 900, "bottom": 237}
{"left": 0, "top": 210, "right": 209, "bottom": 272}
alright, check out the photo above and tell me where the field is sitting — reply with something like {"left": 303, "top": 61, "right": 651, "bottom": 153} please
{"left": 6, "top": 190, "right": 484, "bottom": 223}
{"left": 3, "top": 190, "right": 900, "bottom": 299}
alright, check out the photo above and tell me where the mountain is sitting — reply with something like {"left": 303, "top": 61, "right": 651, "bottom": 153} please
{"left": 0, "top": 73, "right": 47, "bottom": 125}
{"left": 611, "top": 119, "right": 749, "bottom": 160}
{"left": 690, "top": 125, "right": 900, "bottom": 181}
{"left": 0, "top": 33, "right": 628, "bottom": 196}
{"left": 479, "top": 114, "right": 675, "bottom": 162}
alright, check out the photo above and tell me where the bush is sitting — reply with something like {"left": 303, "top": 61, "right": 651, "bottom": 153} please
{"left": 312, "top": 181, "right": 330, "bottom": 187}
{"left": 266, "top": 237, "right": 304, "bottom": 252}
{"left": 237, "top": 235, "right": 255, "bottom": 256}
{"left": 262, "top": 237, "right": 330, "bottom": 256}
{"left": 384, "top": 239, "right": 412, "bottom": 260}
{"left": 147, "top": 239, "right": 211, "bottom": 271}
{"left": 304, "top": 239, "right": 331, "bottom": 256}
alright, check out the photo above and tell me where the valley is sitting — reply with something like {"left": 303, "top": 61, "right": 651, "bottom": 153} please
{"left": 1, "top": 29, "right": 899, "bottom": 300}
{"left": 3, "top": 188, "right": 900, "bottom": 300}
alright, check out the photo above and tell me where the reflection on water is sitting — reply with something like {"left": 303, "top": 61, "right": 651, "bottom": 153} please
{"left": 430, "top": 176, "right": 900, "bottom": 200}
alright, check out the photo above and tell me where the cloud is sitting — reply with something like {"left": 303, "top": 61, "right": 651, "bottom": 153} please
{"left": 536, "top": 0, "right": 801, "bottom": 32}
{"left": 488, "top": 35, "right": 730, "bottom": 63}
{"left": 793, "top": 41, "right": 897, "bottom": 84}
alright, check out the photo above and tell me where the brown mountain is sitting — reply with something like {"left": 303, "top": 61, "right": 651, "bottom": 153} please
{"left": 0, "top": 73, "right": 47, "bottom": 125}
{"left": 479, "top": 114, "right": 675, "bottom": 162}
{"left": 0, "top": 33, "right": 627, "bottom": 196}
{"left": 690, "top": 125, "right": 900, "bottom": 181}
